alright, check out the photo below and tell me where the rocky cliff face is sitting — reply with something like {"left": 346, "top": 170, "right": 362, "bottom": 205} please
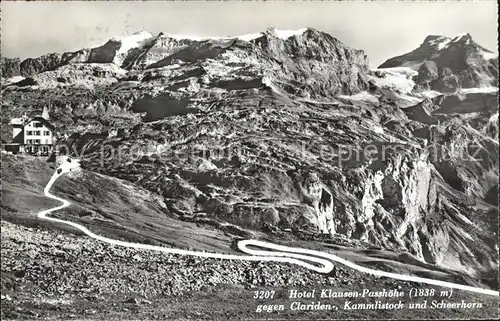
{"left": 1, "top": 28, "right": 497, "bottom": 284}
{"left": 1, "top": 58, "right": 21, "bottom": 78}
{"left": 379, "top": 33, "right": 498, "bottom": 92}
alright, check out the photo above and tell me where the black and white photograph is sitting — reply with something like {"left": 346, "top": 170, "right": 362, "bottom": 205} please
{"left": 1, "top": 0, "right": 499, "bottom": 320}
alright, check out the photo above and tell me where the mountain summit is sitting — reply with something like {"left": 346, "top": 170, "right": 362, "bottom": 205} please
{"left": 379, "top": 33, "right": 498, "bottom": 92}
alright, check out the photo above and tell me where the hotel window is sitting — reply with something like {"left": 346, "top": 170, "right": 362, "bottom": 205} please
{"left": 34, "top": 139, "right": 41, "bottom": 144}
{"left": 27, "top": 139, "right": 32, "bottom": 144}
{"left": 33, "top": 122, "right": 43, "bottom": 128}
{"left": 27, "top": 131, "right": 33, "bottom": 135}
{"left": 43, "top": 131, "right": 50, "bottom": 135}
{"left": 35, "top": 131, "right": 41, "bottom": 135}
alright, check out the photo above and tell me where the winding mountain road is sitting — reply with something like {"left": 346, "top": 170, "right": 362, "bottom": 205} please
{"left": 38, "top": 158, "right": 499, "bottom": 297}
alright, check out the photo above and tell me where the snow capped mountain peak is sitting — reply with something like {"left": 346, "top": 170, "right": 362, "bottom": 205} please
{"left": 156, "top": 31, "right": 264, "bottom": 42}
{"left": 236, "top": 32, "right": 265, "bottom": 41}
{"left": 158, "top": 33, "right": 219, "bottom": 41}
{"left": 154, "top": 27, "right": 309, "bottom": 42}
{"left": 110, "top": 31, "right": 155, "bottom": 43}
{"left": 379, "top": 32, "right": 498, "bottom": 92}
{"left": 266, "top": 27, "right": 309, "bottom": 39}
{"left": 423, "top": 33, "right": 475, "bottom": 51}
{"left": 451, "top": 32, "right": 471, "bottom": 42}
{"left": 110, "top": 31, "right": 156, "bottom": 54}
{"left": 386, "top": 32, "right": 497, "bottom": 64}
{"left": 425, "top": 35, "right": 452, "bottom": 51}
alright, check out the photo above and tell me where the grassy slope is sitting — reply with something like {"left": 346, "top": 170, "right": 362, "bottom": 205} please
{"left": 1, "top": 153, "right": 241, "bottom": 253}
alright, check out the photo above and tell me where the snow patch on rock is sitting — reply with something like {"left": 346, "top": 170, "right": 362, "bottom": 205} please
{"left": 418, "top": 90, "right": 442, "bottom": 99}
{"left": 437, "top": 39, "right": 451, "bottom": 50}
{"left": 262, "top": 76, "right": 284, "bottom": 95}
{"left": 400, "top": 60, "right": 425, "bottom": 70}
{"left": 459, "top": 86, "right": 498, "bottom": 94}
{"left": 451, "top": 33, "right": 469, "bottom": 43}
{"left": 338, "top": 91, "right": 379, "bottom": 104}
{"left": 237, "top": 32, "right": 264, "bottom": 41}
{"left": 428, "top": 36, "right": 451, "bottom": 50}
{"left": 3, "top": 76, "right": 25, "bottom": 84}
{"left": 370, "top": 67, "right": 418, "bottom": 94}
{"left": 111, "top": 31, "right": 155, "bottom": 54}
{"left": 480, "top": 50, "right": 498, "bottom": 61}
{"left": 269, "top": 28, "right": 308, "bottom": 39}
{"left": 162, "top": 34, "right": 223, "bottom": 41}
{"left": 160, "top": 28, "right": 307, "bottom": 42}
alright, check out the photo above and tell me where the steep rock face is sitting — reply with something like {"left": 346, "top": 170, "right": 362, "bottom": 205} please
{"left": 401, "top": 92, "right": 499, "bottom": 203}
{"left": 88, "top": 31, "right": 157, "bottom": 68}
{"left": 379, "top": 33, "right": 498, "bottom": 91}
{"left": 403, "top": 99, "right": 439, "bottom": 125}
{"left": 351, "top": 147, "right": 435, "bottom": 259}
{"left": 2, "top": 50, "right": 92, "bottom": 80}
{"left": 133, "top": 34, "right": 201, "bottom": 69}
{"left": 1, "top": 58, "right": 21, "bottom": 78}
{"left": 299, "top": 172, "right": 336, "bottom": 234}
{"left": 252, "top": 28, "right": 370, "bottom": 97}
{"left": 24, "top": 63, "right": 127, "bottom": 89}
{"left": 19, "top": 53, "right": 64, "bottom": 77}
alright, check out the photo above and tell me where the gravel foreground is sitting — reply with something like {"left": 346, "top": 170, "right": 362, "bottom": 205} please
{"left": 1, "top": 220, "right": 498, "bottom": 320}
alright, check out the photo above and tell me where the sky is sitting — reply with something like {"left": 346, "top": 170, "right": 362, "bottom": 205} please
{"left": 1, "top": 1, "right": 498, "bottom": 67}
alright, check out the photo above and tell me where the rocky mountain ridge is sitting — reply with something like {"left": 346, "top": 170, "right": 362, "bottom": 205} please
{"left": 2, "top": 28, "right": 370, "bottom": 95}
{"left": 1, "top": 28, "right": 498, "bottom": 286}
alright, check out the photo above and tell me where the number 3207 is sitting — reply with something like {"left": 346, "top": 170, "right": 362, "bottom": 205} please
{"left": 254, "top": 290, "right": 276, "bottom": 299}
